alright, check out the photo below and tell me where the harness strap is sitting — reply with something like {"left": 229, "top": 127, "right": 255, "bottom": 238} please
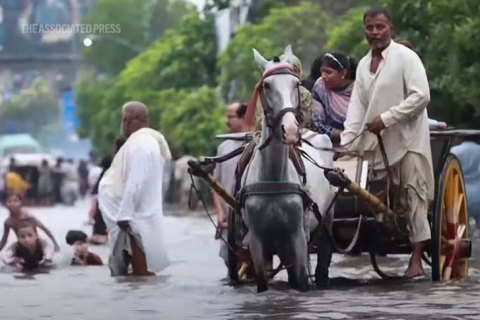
{"left": 237, "top": 182, "right": 310, "bottom": 212}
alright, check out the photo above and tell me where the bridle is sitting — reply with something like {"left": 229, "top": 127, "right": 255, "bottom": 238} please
{"left": 254, "top": 63, "right": 303, "bottom": 150}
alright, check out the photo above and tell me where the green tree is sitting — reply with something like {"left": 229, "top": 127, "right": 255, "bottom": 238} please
{"left": 218, "top": 2, "right": 329, "bottom": 100}
{"left": 386, "top": 0, "right": 480, "bottom": 126}
{"left": 325, "top": 6, "right": 370, "bottom": 60}
{"left": 76, "top": 8, "right": 222, "bottom": 156}
{"left": 117, "top": 10, "right": 217, "bottom": 97}
{"left": 158, "top": 86, "right": 225, "bottom": 157}
{"left": 82, "top": 0, "right": 193, "bottom": 75}
{"left": 0, "top": 78, "right": 59, "bottom": 135}
{"left": 75, "top": 74, "right": 120, "bottom": 153}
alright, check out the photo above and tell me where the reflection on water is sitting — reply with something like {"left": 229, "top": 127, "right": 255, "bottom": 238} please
{"left": 0, "top": 200, "right": 479, "bottom": 319}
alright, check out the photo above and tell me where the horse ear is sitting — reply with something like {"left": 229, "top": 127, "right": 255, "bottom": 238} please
{"left": 283, "top": 45, "right": 294, "bottom": 65}
{"left": 253, "top": 48, "right": 268, "bottom": 70}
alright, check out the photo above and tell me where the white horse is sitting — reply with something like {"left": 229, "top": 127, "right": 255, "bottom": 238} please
{"left": 174, "top": 155, "right": 200, "bottom": 211}
{"left": 240, "top": 45, "right": 336, "bottom": 292}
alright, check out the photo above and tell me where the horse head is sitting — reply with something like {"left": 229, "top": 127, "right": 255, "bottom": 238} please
{"left": 252, "top": 45, "right": 301, "bottom": 145}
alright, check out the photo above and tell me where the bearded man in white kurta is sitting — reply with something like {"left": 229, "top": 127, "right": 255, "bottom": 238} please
{"left": 98, "top": 102, "right": 171, "bottom": 276}
{"left": 341, "top": 7, "right": 434, "bottom": 278}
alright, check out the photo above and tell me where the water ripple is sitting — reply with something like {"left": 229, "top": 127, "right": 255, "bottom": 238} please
{"left": 0, "top": 201, "right": 479, "bottom": 319}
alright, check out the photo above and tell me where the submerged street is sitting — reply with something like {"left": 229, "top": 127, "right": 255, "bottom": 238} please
{"left": 0, "top": 201, "right": 479, "bottom": 320}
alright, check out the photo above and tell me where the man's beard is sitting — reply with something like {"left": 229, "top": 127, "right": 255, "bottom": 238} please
{"left": 120, "top": 124, "right": 127, "bottom": 137}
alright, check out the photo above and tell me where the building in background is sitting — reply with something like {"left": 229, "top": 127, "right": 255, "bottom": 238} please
{"left": 214, "top": 0, "right": 251, "bottom": 55}
{"left": 0, "top": 0, "right": 91, "bottom": 160}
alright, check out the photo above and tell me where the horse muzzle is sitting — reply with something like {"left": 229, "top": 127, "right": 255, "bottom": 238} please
{"left": 281, "top": 122, "right": 300, "bottom": 145}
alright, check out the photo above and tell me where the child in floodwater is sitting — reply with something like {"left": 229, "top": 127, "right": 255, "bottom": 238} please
{"left": 65, "top": 230, "right": 103, "bottom": 266}
{"left": 1, "top": 221, "right": 53, "bottom": 271}
{"left": 0, "top": 193, "right": 60, "bottom": 253}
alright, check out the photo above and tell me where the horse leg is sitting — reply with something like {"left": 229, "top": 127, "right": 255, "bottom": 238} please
{"left": 292, "top": 230, "right": 309, "bottom": 292}
{"left": 315, "top": 227, "right": 332, "bottom": 288}
{"left": 249, "top": 231, "right": 268, "bottom": 293}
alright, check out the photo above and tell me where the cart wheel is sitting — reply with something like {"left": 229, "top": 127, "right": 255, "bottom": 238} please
{"left": 431, "top": 154, "right": 470, "bottom": 281}
{"left": 227, "top": 208, "right": 239, "bottom": 283}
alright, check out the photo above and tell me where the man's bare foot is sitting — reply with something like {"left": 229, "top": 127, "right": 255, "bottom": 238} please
{"left": 405, "top": 258, "right": 424, "bottom": 278}
{"left": 405, "top": 243, "right": 425, "bottom": 278}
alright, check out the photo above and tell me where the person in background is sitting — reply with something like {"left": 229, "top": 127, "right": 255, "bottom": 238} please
{"left": 77, "top": 160, "right": 89, "bottom": 198}
{"left": 37, "top": 159, "right": 53, "bottom": 206}
{"left": 4, "top": 169, "right": 30, "bottom": 197}
{"left": 214, "top": 102, "right": 249, "bottom": 268}
{"left": 0, "top": 169, "right": 6, "bottom": 204}
{"left": 8, "top": 157, "right": 17, "bottom": 173}
{"left": 87, "top": 135, "right": 126, "bottom": 244}
{"left": 87, "top": 161, "right": 102, "bottom": 194}
{"left": 60, "top": 159, "right": 79, "bottom": 206}
{"left": 312, "top": 52, "right": 357, "bottom": 144}
{"left": 451, "top": 136, "right": 480, "bottom": 233}
{"left": 52, "top": 157, "right": 64, "bottom": 204}
{"left": 301, "top": 55, "right": 323, "bottom": 92}
{"left": 396, "top": 38, "right": 447, "bottom": 131}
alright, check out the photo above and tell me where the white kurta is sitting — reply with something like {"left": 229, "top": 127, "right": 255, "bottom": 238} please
{"left": 341, "top": 41, "right": 434, "bottom": 200}
{"left": 98, "top": 128, "right": 171, "bottom": 275}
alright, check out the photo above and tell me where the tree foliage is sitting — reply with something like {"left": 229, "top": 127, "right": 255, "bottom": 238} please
{"left": 325, "top": 6, "right": 370, "bottom": 60}
{"left": 82, "top": 0, "right": 193, "bottom": 75}
{"left": 117, "top": 11, "right": 217, "bottom": 96}
{"left": 0, "top": 78, "right": 59, "bottom": 135}
{"left": 76, "top": 0, "right": 480, "bottom": 158}
{"left": 218, "top": 2, "right": 329, "bottom": 100}
{"left": 158, "top": 86, "right": 225, "bottom": 157}
{"left": 76, "top": 8, "right": 223, "bottom": 156}
{"left": 384, "top": 0, "right": 480, "bottom": 126}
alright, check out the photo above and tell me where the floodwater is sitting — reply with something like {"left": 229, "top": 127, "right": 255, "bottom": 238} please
{"left": 0, "top": 200, "right": 479, "bottom": 320}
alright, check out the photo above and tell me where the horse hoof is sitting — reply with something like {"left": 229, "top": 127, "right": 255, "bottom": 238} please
{"left": 297, "top": 282, "right": 309, "bottom": 292}
{"left": 316, "top": 277, "right": 329, "bottom": 289}
{"left": 257, "top": 284, "right": 268, "bottom": 293}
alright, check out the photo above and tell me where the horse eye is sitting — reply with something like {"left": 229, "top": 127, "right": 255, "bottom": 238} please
{"left": 263, "top": 82, "right": 270, "bottom": 89}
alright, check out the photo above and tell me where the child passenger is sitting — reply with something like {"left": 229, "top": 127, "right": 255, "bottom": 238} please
{"left": 1, "top": 221, "right": 53, "bottom": 271}
{"left": 0, "top": 193, "right": 60, "bottom": 253}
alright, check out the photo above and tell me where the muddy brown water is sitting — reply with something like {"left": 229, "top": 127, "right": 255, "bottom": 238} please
{"left": 0, "top": 200, "right": 479, "bottom": 320}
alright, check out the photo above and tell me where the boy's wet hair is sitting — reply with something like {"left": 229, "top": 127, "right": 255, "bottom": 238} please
{"left": 7, "top": 193, "right": 23, "bottom": 201}
{"left": 66, "top": 230, "right": 88, "bottom": 246}
{"left": 17, "top": 221, "right": 37, "bottom": 233}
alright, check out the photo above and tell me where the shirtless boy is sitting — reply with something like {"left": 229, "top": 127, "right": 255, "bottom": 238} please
{"left": 1, "top": 221, "right": 53, "bottom": 271}
{"left": 0, "top": 194, "right": 60, "bottom": 253}
{"left": 65, "top": 230, "right": 103, "bottom": 266}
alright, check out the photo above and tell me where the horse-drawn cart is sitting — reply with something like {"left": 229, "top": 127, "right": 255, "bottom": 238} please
{"left": 329, "top": 129, "right": 477, "bottom": 281}
{"left": 187, "top": 129, "right": 479, "bottom": 286}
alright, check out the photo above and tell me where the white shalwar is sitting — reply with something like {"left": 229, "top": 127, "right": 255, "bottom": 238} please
{"left": 341, "top": 41, "right": 434, "bottom": 243}
{"left": 98, "top": 127, "right": 172, "bottom": 275}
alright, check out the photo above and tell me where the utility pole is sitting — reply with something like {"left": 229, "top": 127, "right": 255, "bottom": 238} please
{"left": 246, "top": 0, "right": 260, "bottom": 23}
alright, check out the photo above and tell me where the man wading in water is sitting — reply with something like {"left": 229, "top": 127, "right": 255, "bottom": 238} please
{"left": 341, "top": 7, "right": 434, "bottom": 278}
{"left": 98, "top": 102, "right": 171, "bottom": 276}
